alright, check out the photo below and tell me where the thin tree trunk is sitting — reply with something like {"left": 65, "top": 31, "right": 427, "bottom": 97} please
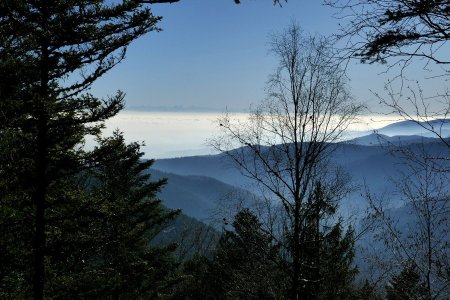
{"left": 33, "top": 4, "right": 50, "bottom": 295}
{"left": 32, "top": 119, "right": 48, "bottom": 300}
{"left": 292, "top": 205, "right": 301, "bottom": 300}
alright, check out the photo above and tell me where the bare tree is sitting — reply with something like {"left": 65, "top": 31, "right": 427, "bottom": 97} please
{"left": 326, "top": 0, "right": 450, "bottom": 149}
{"left": 364, "top": 145, "right": 450, "bottom": 299}
{"left": 371, "top": 80, "right": 450, "bottom": 174}
{"left": 324, "top": 2, "right": 450, "bottom": 297}
{"left": 211, "top": 23, "right": 363, "bottom": 299}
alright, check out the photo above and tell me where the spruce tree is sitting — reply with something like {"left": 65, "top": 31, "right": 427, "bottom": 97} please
{"left": 174, "top": 209, "right": 287, "bottom": 299}
{"left": 0, "top": 1, "right": 178, "bottom": 298}
{"left": 386, "top": 264, "right": 429, "bottom": 300}
{"left": 210, "top": 209, "right": 286, "bottom": 299}
{"left": 299, "top": 182, "right": 358, "bottom": 300}
{"left": 355, "top": 280, "right": 382, "bottom": 300}
{"left": 318, "top": 223, "right": 358, "bottom": 299}
{"left": 86, "top": 132, "right": 179, "bottom": 298}
{"left": 38, "top": 132, "right": 179, "bottom": 298}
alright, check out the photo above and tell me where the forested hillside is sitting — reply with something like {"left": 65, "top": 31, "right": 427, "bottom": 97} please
{"left": 1, "top": 1, "right": 449, "bottom": 299}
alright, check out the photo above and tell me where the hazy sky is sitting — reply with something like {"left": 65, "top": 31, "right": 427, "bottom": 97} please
{"left": 102, "top": 111, "right": 397, "bottom": 158}
{"left": 85, "top": 0, "right": 450, "bottom": 158}
{"left": 88, "top": 0, "right": 447, "bottom": 114}
{"left": 86, "top": 1, "right": 378, "bottom": 112}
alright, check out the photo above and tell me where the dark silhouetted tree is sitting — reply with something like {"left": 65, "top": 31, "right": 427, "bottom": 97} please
{"left": 326, "top": 0, "right": 450, "bottom": 66}
{"left": 0, "top": 1, "right": 179, "bottom": 298}
{"left": 41, "top": 131, "right": 179, "bottom": 298}
{"left": 296, "top": 182, "right": 358, "bottom": 300}
{"left": 386, "top": 263, "right": 429, "bottom": 300}
{"left": 211, "top": 209, "right": 286, "bottom": 299}
{"left": 89, "top": 132, "right": 179, "bottom": 298}
{"left": 355, "top": 280, "right": 383, "bottom": 300}
{"left": 174, "top": 209, "right": 287, "bottom": 300}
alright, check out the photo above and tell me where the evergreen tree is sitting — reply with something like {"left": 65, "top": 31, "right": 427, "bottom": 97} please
{"left": 175, "top": 209, "right": 287, "bottom": 300}
{"left": 210, "top": 209, "right": 286, "bottom": 299}
{"left": 173, "top": 254, "right": 217, "bottom": 299}
{"left": 318, "top": 223, "right": 358, "bottom": 299}
{"left": 355, "top": 280, "right": 382, "bottom": 300}
{"left": 0, "top": 1, "right": 178, "bottom": 298}
{"left": 87, "top": 132, "right": 179, "bottom": 298}
{"left": 182, "top": 203, "right": 358, "bottom": 300}
{"left": 298, "top": 182, "right": 358, "bottom": 300}
{"left": 386, "top": 264, "right": 429, "bottom": 300}
{"left": 40, "top": 132, "right": 179, "bottom": 298}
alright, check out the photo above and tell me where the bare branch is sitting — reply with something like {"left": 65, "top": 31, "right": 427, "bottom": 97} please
{"left": 210, "top": 23, "right": 362, "bottom": 298}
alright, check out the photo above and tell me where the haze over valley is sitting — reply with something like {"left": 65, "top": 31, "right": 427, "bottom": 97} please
{"left": 101, "top": 111, "right": 418, "bottom": 158}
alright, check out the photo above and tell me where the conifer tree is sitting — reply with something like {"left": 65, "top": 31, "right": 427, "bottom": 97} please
{"left": 355, "top": 280, "right": 382, "bottom": 300}
{"left": 210, "top": 209, "right": 286, "bottom": 299}
{"left": 386, "top": 264, "right": 429, "bottom": 300}
{"left": 174, "top": 209, "right": 287, "bottom": 300}
{"left": 297, "top": 182, "right": 358, "bottom": 300}
{"left": 0, "top": 1, "right": 178, "bottom": 298}
{"left": 318, "top": 223, "right": 358, "bottom": 299}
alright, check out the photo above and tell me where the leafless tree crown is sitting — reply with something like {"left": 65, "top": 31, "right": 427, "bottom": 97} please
{"left": 211, "top": 23, "right": 362, "bottom": 299}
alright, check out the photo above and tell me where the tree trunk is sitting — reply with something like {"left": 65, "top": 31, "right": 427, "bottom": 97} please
{"left": 32, "top": 104, "right": 49, "bottom": 300}
{"left": 33, "top": 7, "right": 50, "bottom": 295}
{"left": 292, "top": 205, "right": 301, "bottom": 300}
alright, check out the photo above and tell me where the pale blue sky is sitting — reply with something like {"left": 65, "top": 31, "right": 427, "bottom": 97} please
{"left": 85, "top": 0, "right": 450, "bottom": 158}
{"left": 89, "top": 0, "right": 445, "bottom": 113}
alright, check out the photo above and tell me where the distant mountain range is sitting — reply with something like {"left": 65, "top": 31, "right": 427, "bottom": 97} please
{"left": 149, "top": 119, "right": 449, "bottom": 272}
{"left": 149, "top": 118, "right": 449, "bottom": 276}
{"left": 368, "top": 118, "right": 450, "bottom": 137}
{"left": 152, "top": 119, "right": 449, "bottom": 221}
{"left": 124, "top": 106, "right": 248, "bottom": 113}
{"left": 349, "top": 133, "right": 439, "bottom": 146}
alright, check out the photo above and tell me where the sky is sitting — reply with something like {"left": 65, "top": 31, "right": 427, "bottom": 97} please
{"left": 88, "top": 0, "right": 448, "bottom": 158}
{"left": 89, "top": 0, "right": 399, "bottom": 113}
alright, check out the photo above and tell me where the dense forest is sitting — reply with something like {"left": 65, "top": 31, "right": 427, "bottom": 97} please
{"left": 0, "top": 1, "right": 448, "bottom": 299}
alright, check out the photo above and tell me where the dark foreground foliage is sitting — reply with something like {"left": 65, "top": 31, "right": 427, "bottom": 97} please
{"left": 0, "top": 1, "right": 179, "bottom": 298}
{"left": 173, "top": 209, "right": 362, "bottom": 300}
